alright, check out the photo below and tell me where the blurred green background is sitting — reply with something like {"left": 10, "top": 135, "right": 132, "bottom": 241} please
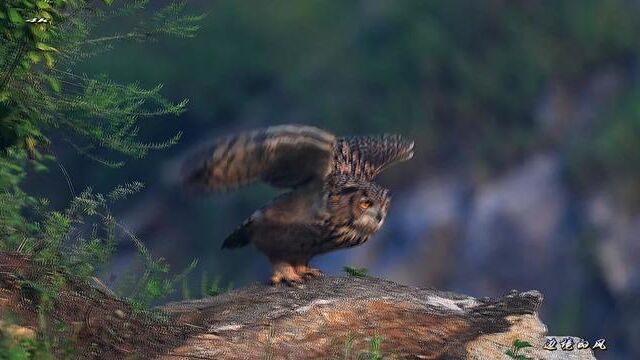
{"left": 25, "top": 1, "right": 640, "bottom": 358}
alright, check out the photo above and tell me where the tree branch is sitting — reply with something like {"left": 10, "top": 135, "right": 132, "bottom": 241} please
{"left": 0, "top": 40, "right": 27, "bottom": 94}
{"left": 83, "top": 31, "right": 158, "bottom": 45}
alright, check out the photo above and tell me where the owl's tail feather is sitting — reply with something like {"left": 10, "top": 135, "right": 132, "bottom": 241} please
{"left": 221, "top": 218, "right": 252, "bottom": 249}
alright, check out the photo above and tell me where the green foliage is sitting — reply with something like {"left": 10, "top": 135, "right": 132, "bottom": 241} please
{"left": 0, "top": 326, "right": 32, "bottom": 360}
{"left": 0, "top": 148, "right": 45, "bottom": 251}
{"left": 181, "top": 271, "right": 233, "bottom": 300}
{"left": 343, "top": 332, "right": 355, "bottom": 360}
{"left": 117, "top": 243, "right": 198, "bottom": 309}
{"left": 0, "top": 181, "right": 197, "bottom": 356}
{"left": 0, "top": 0, "right": 85, "bottom": 76}
{"left": 365, "top": 335, "right": 384, "bottom": 360}
{"left": 152, "top": 1, "right": 204, "bottom": 38}
{"left": 505, "top": 339, "right": 533, "bottom": 360}
{"left": 336, "top": 333, "right": 389, "bottom": 360}
{"left": 343, "top": 266, "right": 369, "bottom": 278}
{"left": 1, "top": 310, "right": 77, "bottom": 360}
{"left": 263, "top": 323, "right": 275, "bottom": 360}
{"left": 2, "top": 180, "right": 197, "bottom": 309}
{"left": 0, "top": 0, "right": 202, "bottom": 166}
{"left": 0, "top": 334, "right": 47, "bottom": 360}
{"left": 2, "top": 183, "right": 135, "bottom": 276}
{"left": 0, "top": 1, "right": 202, "bottom": 356}
{"left": 201, "top": 271, "right": 233, "bottom": 297}
{"left": 0, "top": 0, "right": 203, "bottom": 296}
{"left": 0, "top": 0, "right": 201, "bottom": 297}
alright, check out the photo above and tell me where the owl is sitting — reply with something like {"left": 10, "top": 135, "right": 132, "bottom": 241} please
{"left": 182, "top": 125, "right": 414, "bottom": 285}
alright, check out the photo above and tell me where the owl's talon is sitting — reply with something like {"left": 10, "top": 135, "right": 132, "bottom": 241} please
{"left": 293, "top": 265, "right": 324, "bottom": 279}
{"left": 286, "top": 279, "right": 304, "bottom": 287}
{"left": 271, "top": 276, "right": 304, "bottom": 287}
{"left": 271, "top": 265, "right": 305, "bottom": 286}
{"left": 302, "top": 268, "right": 324, "bottom": 279}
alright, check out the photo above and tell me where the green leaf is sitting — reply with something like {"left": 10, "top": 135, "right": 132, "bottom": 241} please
{"left": 29, "top": 25, "right": 51, "bottom": 42}
{"left": 103, "top": 0, "right": 114, "bottom": 4}
{"left": 513, "top": 340, "right": 532, "bottom": 350}
{"left": 48, "top": 77, "right": 61, "bottom": 93}
{"left": 34, "top": 162, "right": 49, "bottom": 172}
{"left": 343, "top": 266, "right": 368, "bottom": 277}
{"left": 27, "top": 51, "right": 42, "bottom": 63}
{"left": 39, "top": 11, "right": 53, "bottom": 20}
{"left": 8, "top": 8, "right": 24, "bottom": 25}
{"left": 36, "top": 1, "right": 52, "bottom": 9}
{"left": 146, "top": 279, "right": 163, "bottom": 298}
{"left": 43, "top": 52, "right": 55, "bottom": 68}
{"left": 35, "top": 42, "right": 58, "bottom": 52}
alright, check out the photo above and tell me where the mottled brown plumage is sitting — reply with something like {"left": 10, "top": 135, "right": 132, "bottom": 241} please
{"left": 182, "top": 125, "right": 413, "bottom": 285}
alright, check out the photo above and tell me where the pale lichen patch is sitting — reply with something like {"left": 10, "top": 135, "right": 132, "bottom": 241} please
{"left": 210, "top": 323, "right": 244, "bottom": 333}
{"left": 295, "top": 298, "right": 335, "bottom": 314}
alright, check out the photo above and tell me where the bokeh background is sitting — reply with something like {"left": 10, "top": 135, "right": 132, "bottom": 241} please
{"left": 25, "top": 1, "right": 640, "bottom": 358}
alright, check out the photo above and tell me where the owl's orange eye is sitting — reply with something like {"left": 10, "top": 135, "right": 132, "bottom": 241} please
{"left": 359, "top": 199, "right": 373, "bottom": 209}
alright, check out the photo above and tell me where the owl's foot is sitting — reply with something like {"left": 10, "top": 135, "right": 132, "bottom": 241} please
{"left": 294, "top": 265, "right": 324, "bottom": 279}
{"left": 271, "top": 262, "right": 304, "bottom": 286}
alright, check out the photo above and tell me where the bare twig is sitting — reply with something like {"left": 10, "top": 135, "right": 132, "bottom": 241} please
{"left": 83, "top": 31, "right": 158, "bottom": 45}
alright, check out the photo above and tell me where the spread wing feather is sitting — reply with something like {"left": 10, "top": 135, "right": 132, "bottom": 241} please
{"left": 182, "top": 125, "right": 336, "bottom": 191}
{"left": 334, "top": 134, "right": 414, "bottom": 179}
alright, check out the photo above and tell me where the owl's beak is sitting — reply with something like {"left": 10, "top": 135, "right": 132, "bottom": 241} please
{"left": 373, "top": 206, "right": 386, "bottom": 226}
{"left": 375, "top": 211, "right": 384, "bottom": 224}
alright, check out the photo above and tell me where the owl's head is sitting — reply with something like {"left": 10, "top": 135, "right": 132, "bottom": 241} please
{"left": 328, "top": 177, "right": 390, "bottom": 234}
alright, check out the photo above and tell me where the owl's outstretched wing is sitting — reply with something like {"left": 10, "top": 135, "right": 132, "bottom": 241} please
{"left": 334, "top": 134, "right": 414, "bottom": 180}
{"left": 182, "top": 125, "right": 336, "bottom": 191}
